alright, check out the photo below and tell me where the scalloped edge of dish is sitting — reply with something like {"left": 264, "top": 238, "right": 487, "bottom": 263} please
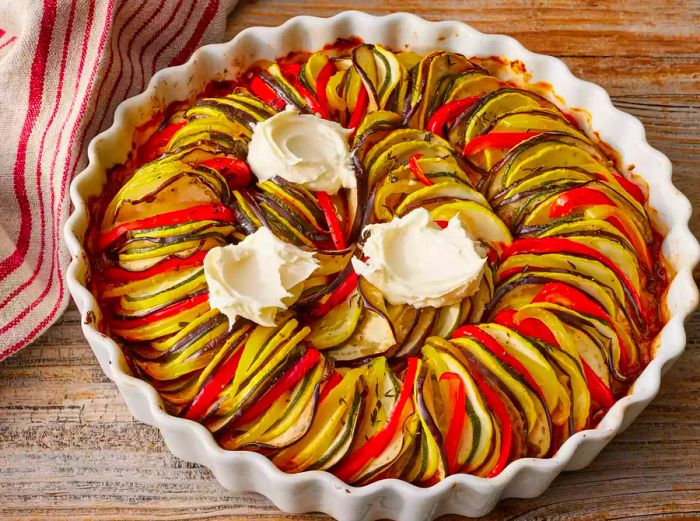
{"left": 64, "top": 12, "right": 700, "bottom": 520}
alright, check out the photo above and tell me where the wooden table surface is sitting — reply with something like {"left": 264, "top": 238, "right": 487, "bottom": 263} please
{"left": 2, "top": 1, "right": 699, "bottom": 519}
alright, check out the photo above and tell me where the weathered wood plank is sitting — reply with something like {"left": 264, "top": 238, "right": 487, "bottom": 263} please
{"left": 0, "top": 1, "right": 698, "bottom": 519}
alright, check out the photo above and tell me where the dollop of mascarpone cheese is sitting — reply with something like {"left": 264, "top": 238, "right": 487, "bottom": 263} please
{"left": 351, "top": 208, "right": 487, "bottom": 308}
{"left": 204, "top": 227, "right": 318, "bottom": 327}
{"left": 247, "top": 107, "right": 356, "bottom": 194}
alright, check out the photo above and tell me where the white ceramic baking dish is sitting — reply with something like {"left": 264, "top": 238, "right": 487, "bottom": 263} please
{"left": 64, "top": 11, "right": 699, "bottom": 520}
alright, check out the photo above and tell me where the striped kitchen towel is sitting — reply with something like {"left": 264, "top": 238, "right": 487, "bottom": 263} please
{"left": 0, "top": 0, "right": 238, "bottom": 360}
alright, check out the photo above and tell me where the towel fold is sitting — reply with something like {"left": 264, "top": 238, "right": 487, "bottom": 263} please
{"left": 0, "top": 0, "right": 238, "bottom": 359}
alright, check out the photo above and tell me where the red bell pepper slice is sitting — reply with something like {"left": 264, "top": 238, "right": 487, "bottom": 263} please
{"left": 531, "top": 281, "right": 632, "bottom": 374}
{"left": 462, "top": 131, "right": 541, "bottom": 156}
{"left": 309, "top": 270, "right": 359, "bottom": 318}
{"left": 279, "top": 63, "right": 327, "bottom": 118}
{"left": 562, "top": 111, "right": 580, "bottom": 128}
{"left": 582, "top": 361, "right": 614, "bottom": 409}
{"left": 315, "top": 61, "right": 336, "bottom": 118}
{"left": 139, "top": 121, "right": 187, "bottom": 164}
{"left": 602, "top": 172, "right": 645, "bottom": 204}
{"left": 493, "top": 308, "right": 558, "bottom": 345}
{"left": 347, "top": 83, "right": 369, "bottom": 134}
{"left": 278, "top": 63, "right": 302, "bottom": 77}
{"left": 98, "top": 204, "right": 235, "bottom": 251}
{"left": 451, "top": 325, "right": 545, "bottom": 399}
{"left": 547, "top": 186, "right": 651, "bottom": 269}
{"left": 250, "top": 74, "right": 286, "bottom": 110}
{"left": 532, "top": 282, "right": 609, "bottom": 323}
{"left": 548, "top": 186, "right": 616, "bottom": 218}
{"left": 184, "top": 346, "right": 244, "bottom": 421}
{"left": 439, "top": 372, "right": 467, "bottom": 474}
{"left": 318, "top": 370, "right": 343, "bottom": 404}
{"left": 232, "top": 348, "right": 321, "bottom": 427}
{"left": 108, "top": 291, "right": 209, "bottom": 329}
{"left": 604, "top": 214, "right": 652, "bottom": 270}
{"left": 468, "top": 367, "right": 513, "bottom": 477}
{"left": 316, "top": 191, "right": 346, "bottom": 249}
{"left": 494, "top": 308, "right": 615, "bottom": 410}
{"left": 334, "top": 357, "right": 419, "bottom": 482}
{"left": 499, "top": 237, "right": 646, "bottom": 318}
{"left": 197, "top": 157, "right": 252, "bottom": 189}
{"left": 426, "top": 96, "right": 480, "bottom": 138}
{"left": 296, "top": 82, "right": 327, "bottom": 118}
{"left": 102, "top": 251, "right": 208, "bottom": 283}
{"left": 408, "top": 153, "right": 434, "bottom": 186}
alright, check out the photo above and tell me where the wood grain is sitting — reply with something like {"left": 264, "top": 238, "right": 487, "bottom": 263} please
{"left": 1, "top": 1, "right": 699, "bottom": 519}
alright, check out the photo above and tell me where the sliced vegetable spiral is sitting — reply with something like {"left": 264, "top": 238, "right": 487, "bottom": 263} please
{"left": 90, "top": 40, "right": 668, "bottom": 485}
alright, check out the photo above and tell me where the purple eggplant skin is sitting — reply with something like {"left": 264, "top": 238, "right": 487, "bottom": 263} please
{"left": 450, "top": 152, "right": 487, "bottom": 189}
{"left": 112, "top": 226, "right": 230, "bottom": 255}
{"left": 146, "top": 328, "right": 231, "bottom": 375}
{"left": 357, "top": 278, "right": 389, "bottom": 322}
{"left": 252, "top": 196, "right": 312, "bottom": 248}
{"left": 357, "top": 276, "right": 399, "bottom": 345}
{"left": 394, "top": 310, "right": 437, "bottom": 360}
{"left": 149, "top": 370, "right": 200, "bottom": 393}
{"left": 347, "top": 152, "right": 369, "bottom": 245}
{"left": 463, "top": 339, "right": 554, "bottom": 455}
{"left": 401, "top": 55, "right": 432, "bottom": 125}
{"left": 398, "top": 195, "right": 472, "bottom": 216}
{"left": 487, "top": 131, "right": 594, "bottom": 178}
{"left": 130, "top": 312, "right": 229, "bottom": 361}
{"left": 490, "top": 166, "right": 595, "bottom": 204}
{"left": 97, "top": 245, "right": 200, "bottom": 276}
{"left": 238, "top": 189, "right": 270, "bottom": 229}
{"left": 176, "top": 130, "right": 244, "bottom": 154}
{"left": 551, "top": 310, "right": 633, "bottom": 383}
{"left": 268, "top": 175, "right": 327, "bottom": 225}
{"left": 168, "top": 136, "right": 248, "bottom": 161}
{"left": 414, "top": 364, "right": 449, "bottom": 471}
{"left": 178, "top": 326, "right": 251, "bottom": 419}
{"left": 358, "top": 184, "right": 378, "bottom": 246}
{"left": 109, "top": 288, "right": 209, "bottom": 323}
{"left": 435, "top": 339, "right": 552, "bottom": 458}
{"left": 333, "top": 353, "right": 388, "bottom": 369}
{"left": 113, "top": 218, "right": 235, "bottom": 248}
{"left": 528, "top": 337, "right": 577, "bottom": 437}
{"left": 400, "top": 64, "right": 418, "bottom": 124}
{"left": 258, "top": 69, "right": 311, "bottom": 114}
{"left": 484, "top": 273, "right": 574, "bottom": 320}
{"left": 295, "top": 261, "right": 355, "bottom": 308}
{"left": 392, "top": 309, "right": 422, "bottom": 359}
{"left": 351, "top": 45, "right": 380, "bottom": 106}
{"left": 454, "top": 88, "right": 557, "bottom": 142}
{"left": 351, "top": 120, "right": 401, "bottom": 158}
{"left": 122, "top": 169, "right": 227, "bottom": 207}
{"left": 231, "top": 200, "right": 259, "bottom": 235}
{"left": 461, "top": 352, "right": 529, "bottom": 464}
{"left": 210, "top": 344, "right": 307, "bottom": 433}
{"left": 449, "top": 345, "right": 531, "bottom": 450}
{"left": 181, "top": 326, "right": 233, "bottom": 364}
{"left": 494, "top": 181, "right": 581, "bottom": 210}
{"left": 247, "top": 381, "right": 323, "bottom": 451}
{"left": 254, "top": 192, "right": 330, "bottom": 244}
{"left": 194, "top": 99, "right": 260, "bottom": 127}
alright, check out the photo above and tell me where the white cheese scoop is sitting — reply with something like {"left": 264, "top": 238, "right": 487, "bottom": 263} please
{"left": 204, "top": 227, "right": 318, "bottom": 327}
{"left": 351, "top": 208, "right": 487, "bottom": 308}
{"left": 247, "top": 107, "right": 356, "bottom": 195}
